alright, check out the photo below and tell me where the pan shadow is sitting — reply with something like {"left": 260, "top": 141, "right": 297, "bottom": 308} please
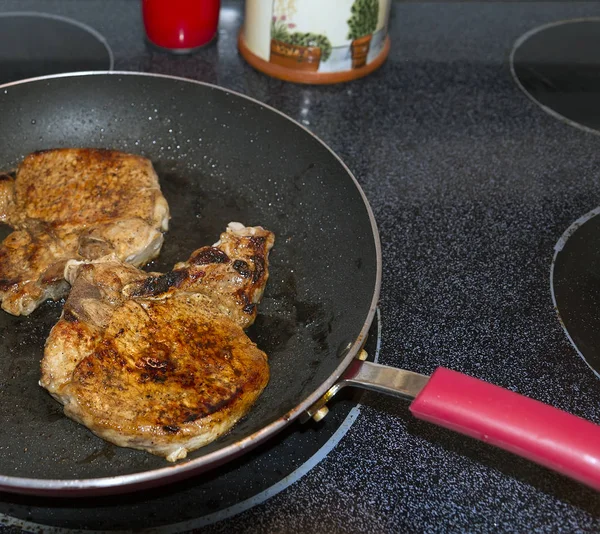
{"left": 358, "top": 392, "right": 600, "bottom": 517}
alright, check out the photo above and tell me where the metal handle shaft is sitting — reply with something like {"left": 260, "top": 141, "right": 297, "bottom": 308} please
{"left": 339, "top": 359, "right": 429, "bottom": 401}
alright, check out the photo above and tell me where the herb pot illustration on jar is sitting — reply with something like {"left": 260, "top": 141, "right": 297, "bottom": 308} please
{"left": 270, "top": 16, "right": 332, "bottom": 72}
{"left": 348, "top": 0, "right": 379, "bottom": 69}
{"left": 239, "top": 0, "right": 391, "bottom": 84}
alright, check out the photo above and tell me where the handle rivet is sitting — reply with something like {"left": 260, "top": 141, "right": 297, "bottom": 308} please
{"left": 312, "top": 406, "right": 329, "bottom": 422}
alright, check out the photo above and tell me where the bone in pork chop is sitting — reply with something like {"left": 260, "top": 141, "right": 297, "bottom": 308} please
{"left": 41, "top": 223, "right": 274, "bottom": 461}
{"left": 0, "top": 148, "right": 169, "bottom": 315}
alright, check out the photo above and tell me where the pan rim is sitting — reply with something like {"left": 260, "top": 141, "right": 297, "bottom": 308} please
{"left": 0, "top": 70, "right": 382, "bottom": 495}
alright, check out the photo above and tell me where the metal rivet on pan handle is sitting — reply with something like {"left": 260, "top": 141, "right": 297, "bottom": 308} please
{"left": 311, "top": 406, "right": 329, "bottom": 422}
{"left": 301, "top": 350, "right": 369, "bottom": 423}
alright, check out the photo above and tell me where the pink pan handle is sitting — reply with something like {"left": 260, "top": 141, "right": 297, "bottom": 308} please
{"left": 410, "top": 367, "right": 600, "bottom": 491}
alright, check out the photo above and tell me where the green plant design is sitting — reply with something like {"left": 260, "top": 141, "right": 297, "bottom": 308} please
{"left": 347, "top": 0, "right": 379, "bottom": 40}
{"left": 270, "top": 17, "right": 332, "bottom": 62}
{"left": 271, "top": 18, "right": 291, "bottom": 42}
{"left": 288, "top": 32, "right": 332, "bottom": 62}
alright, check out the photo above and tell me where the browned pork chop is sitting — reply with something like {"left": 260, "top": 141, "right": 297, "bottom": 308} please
{"left": 0, "top": 148, "right": 169, "bottom": 315}
{"left": 40, "top": 223, "right": 274, "bottom": 461}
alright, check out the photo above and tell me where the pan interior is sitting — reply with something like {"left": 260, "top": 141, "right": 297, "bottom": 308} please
{"left": 0, "top": 73, "right": 378, "bottom": 482}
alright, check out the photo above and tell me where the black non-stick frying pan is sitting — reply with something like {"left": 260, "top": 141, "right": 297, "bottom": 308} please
{"left": 0, "top": 71, "right": 380, "bottom": 496}
{"left": 1, "top": 72, "right": 600, "bottom": 497}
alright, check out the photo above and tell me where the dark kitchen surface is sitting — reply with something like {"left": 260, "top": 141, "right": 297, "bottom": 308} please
{"left": 1, "top": 0, "right": 600, "bottom": 532}
{"left": 512, "top": 18, "right": 600, "bottom": 135}
{"left": 0, "top": 12, "right": 112, "bottom": 84}
{"left": 551, "top": 207, "right": 600, "bottom": 379}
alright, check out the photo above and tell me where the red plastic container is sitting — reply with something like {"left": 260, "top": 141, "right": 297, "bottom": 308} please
{"left": 142, "top": 0, "right": 220, "bottom": 52}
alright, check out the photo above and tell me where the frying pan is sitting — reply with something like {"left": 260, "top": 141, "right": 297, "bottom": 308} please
{"left": 0, "top": 72, "right": 599, "bottom": 497}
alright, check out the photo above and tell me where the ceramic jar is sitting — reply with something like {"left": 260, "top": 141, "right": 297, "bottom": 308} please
{"left": 238, "top": 0, "right": 391, "bottom": 84}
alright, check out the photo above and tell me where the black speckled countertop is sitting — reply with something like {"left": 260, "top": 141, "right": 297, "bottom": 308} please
{"left": 2, "top": 1, "right": 600, "bottom": 532}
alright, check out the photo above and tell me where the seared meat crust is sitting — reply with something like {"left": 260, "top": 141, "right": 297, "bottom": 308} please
{"left": 0, "top": 148, "right": 169, "bottom": 315}
{"left": 41, "top": 223, "right": 274, "bottom": 461}
{"left": 128, "top": 222, "right": 272, "bottom": 328}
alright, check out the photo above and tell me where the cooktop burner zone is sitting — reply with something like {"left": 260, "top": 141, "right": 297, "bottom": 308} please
{"left": 0, "top": 12, "right": 113, "bottom": 84}
{"left": 511, "top": 18, "right": 600, "bottom": 135}
{"left": 551, "top": 208, "right": 600, "bottom": 378}
{"left": 0, "top": 311, "right": 381, "bottom": 532}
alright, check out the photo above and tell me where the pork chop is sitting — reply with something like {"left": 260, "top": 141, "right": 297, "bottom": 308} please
{"left": 41, "top": 223, "right": 274, "bottom": 461}
{"left": 0, "top": 148, "right": 169, "bottom": 315}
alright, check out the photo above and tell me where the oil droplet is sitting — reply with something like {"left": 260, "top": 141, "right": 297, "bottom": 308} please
{"left": 31, "top": 119, "right": 36, "bottom": 125}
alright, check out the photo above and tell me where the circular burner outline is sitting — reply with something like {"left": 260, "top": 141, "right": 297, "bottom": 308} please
{"left": 0, "top": 11, "right": 114, "bottom": 77}
{"left": 0, "top": 310, "right": 381, "bottom": 532}
{"left": 550, "top": 207, "right": 600, "bottom": 378}
{"left": 509, "top": 17, "right": 600, "bottom": 137}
